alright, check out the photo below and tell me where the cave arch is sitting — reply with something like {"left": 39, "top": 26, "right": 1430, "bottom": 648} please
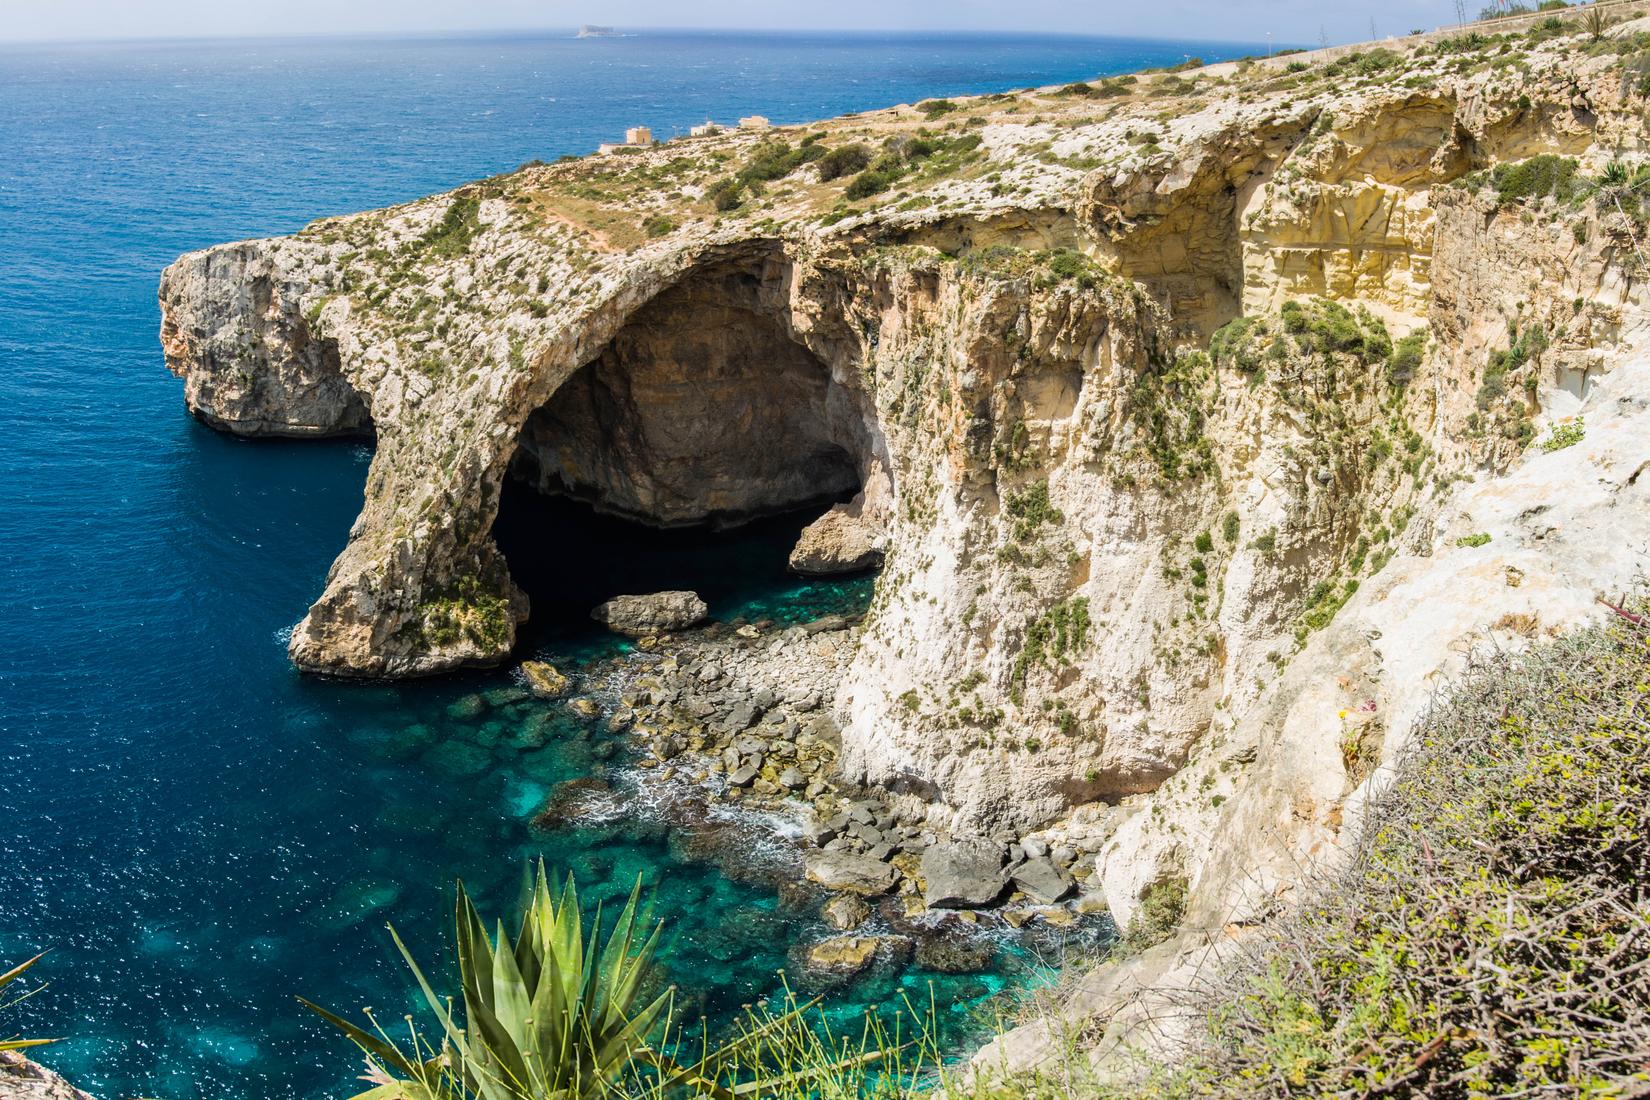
{"left": 506, "top": 247, "right": 880, "bottom": 563}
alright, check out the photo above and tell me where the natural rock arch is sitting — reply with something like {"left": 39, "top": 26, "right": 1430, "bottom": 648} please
{"left": 507, "top": 249, "right": 877, "bottom": 531}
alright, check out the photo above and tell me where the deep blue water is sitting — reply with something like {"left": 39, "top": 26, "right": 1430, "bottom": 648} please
{"left": 0, "top": 29, "right": 1260, "bottom": 1099}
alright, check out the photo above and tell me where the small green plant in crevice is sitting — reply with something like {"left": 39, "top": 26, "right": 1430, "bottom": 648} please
{"left": 1012, "top": 597, "right": 1091, "bottom": 689}
{"left": 1296, "top": 576, "right": 1359, "bottom": 642}
{"left": 1122, "top": 875, "right": 1188, "bottom": 951}
{"left": 1004, "top": 479, "right": 1063, "bottom": 540}
{"left": 1541, "top": 416, "right": 1585, "bottom": 452}
{"left": 1125, "top": 349, "right": 1216, "bottom": 481}
{"left": 1475, "top": 322, "right": 1547, "bottom": 444}
{"left": 1457, "top": 531, "right": 1492, "bottom": 548}
{"left": 1388, "top": 327, "right": 1427, "bottom": 387}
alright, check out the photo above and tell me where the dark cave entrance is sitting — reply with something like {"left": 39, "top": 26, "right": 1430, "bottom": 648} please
{"left": 493, "top": 249, "right": 878, "bottom": 644}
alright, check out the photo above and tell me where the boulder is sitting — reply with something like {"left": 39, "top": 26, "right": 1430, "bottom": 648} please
{"left": 804, "top": 850, "right": 898, "bottom": 896}
{"left": 822, "top": 892, "right": 872, "bottom": 931}
{"left": 591, "top": 591, "right": 708, "bottom": 637}
{"left": 921, "top": 838, "right": 1008, "bottom": 909}
{"left": 796, "top": 934, "right": 911, "bottom": 979}
{"left": 1010, "top": 856, "right": 1075, "bottom": 904}
{"left": 789, "top": 504, "right": 883, "bottom": 575}
{"left": 520, "top": 661, "right": 570, "bottom": 699}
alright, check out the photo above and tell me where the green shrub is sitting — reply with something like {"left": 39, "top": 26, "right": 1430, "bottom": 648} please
{"left": 1456, "top": 531, "right": 1492, "bottom": 547}
{"left": 1125, "top": 876, "right": 1188, "bottom": 948}
{"left": 1388, "top": 328, "right": 1427, "bottom": 386}
{"left": 1491, "top": 154, "right": 1579, "bottom": 206}
{"left": 1169, "top": 604, "right": 1650, "bottom": 1095}
{"left": 419, "top": 194, "right": 482, "bottom": 259}
{"left": 1541, "top": 417, "right": 1585, "bottom": 451}
{"left": 844, "top": 169, "right": 892, "bottom": 200}
{"left": 1004, "top": 479, "right": 1063, "bottom": 539}
{"left": 706, "top": 177, "right": 742, "bottom": 212}
{"left": 1013, "top": 597, "right": 1091, "bottom": 687}
{"left": 641, "top": 215, "right": 675, "bottom": 238}
{"left": 815, "top": 143, "right": 877, "bottom": 181}
{"left": 1222, "top": 512, "right": 1241, "bottom": 543}
{"left": 1209, "top": 315, "right": 1266, "bottom": 372}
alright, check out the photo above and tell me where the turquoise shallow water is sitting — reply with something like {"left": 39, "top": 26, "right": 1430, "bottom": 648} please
{"left": 0, "top": 28, "right": 1263, "bottom": 1099}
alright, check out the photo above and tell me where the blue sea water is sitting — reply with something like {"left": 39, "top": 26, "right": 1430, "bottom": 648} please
{"left": 0, "top": 28, "right": 1263, "bottom": 1099}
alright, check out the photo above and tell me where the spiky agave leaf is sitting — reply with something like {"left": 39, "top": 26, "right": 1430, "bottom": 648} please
{"left": 306, "top": 863, "right": 917, "bottom": 1100}
{"left": 308, "top": 864, "right": 677, "bottom": 1100}
{"left": 0, "top": 953, "right": 56, "bottom": 1053}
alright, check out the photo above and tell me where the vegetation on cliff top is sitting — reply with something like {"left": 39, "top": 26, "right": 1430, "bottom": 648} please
{"left": 989, "top": 600, "right": 1650, "bottom": 1098}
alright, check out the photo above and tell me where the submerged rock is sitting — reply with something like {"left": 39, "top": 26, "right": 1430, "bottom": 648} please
{"left": 520, "top": 661, "right": 570, "bottom": 699}
{"left": 530, "top": 777, "right": 613, "bottom": 831}
{"left": 795, "top": 934, "right": 912, "bottom": 980}
{"left": 914, "top": 930, "right": 996, "bottom": 974}
{"left": 592, "top": 591, "right": 708, "bottom": 638}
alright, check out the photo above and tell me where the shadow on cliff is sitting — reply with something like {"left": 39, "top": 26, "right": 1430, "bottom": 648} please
{"left": 492, "top": 482, "right": 866, "bottom": 653}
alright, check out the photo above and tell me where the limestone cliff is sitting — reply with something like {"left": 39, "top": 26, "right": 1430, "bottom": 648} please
{"left": 162, "top": 19, "right": 1650, "bottom": 1053}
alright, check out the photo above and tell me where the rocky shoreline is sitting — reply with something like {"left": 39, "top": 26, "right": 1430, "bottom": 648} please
{"left": 517, "top": 592, "right": 1119, "bottom": 983}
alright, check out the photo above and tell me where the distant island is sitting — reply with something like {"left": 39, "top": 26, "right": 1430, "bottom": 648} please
{"left": 576, "top": 24, "right": 624, "bottom": 38}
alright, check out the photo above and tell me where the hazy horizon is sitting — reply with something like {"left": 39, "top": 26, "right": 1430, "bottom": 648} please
{"left": 0, "top": 1, "right": 1463, "bottom": 49}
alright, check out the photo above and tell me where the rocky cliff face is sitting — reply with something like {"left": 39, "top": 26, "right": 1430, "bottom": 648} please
{"left": 162, "top": 21, "right": 1650, "bottom": 1057}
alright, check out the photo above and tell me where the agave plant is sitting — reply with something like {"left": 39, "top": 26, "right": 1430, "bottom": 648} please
{"left": 304, "top": 864, "right": 894, "bottom": 1100}
{"left": 1, "top": 953, "right": 55, "bottom": 1053}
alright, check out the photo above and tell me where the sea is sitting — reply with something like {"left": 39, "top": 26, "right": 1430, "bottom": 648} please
{"left": 0, "top": 28, "right": 1264, "bottom": 1099}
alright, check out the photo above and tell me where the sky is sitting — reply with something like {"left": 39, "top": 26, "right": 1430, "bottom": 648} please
{"left": 0, "top": 1, "right": 1464, "bottom": 48}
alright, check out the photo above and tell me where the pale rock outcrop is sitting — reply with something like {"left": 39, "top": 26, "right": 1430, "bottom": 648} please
{"left": 590, "top": 591, "right": 708, "bottom": 637}
{"left": 974, "top": 357, "right": 1650, "bottom": 1080}
{"left": 803, "top": 849, "right": 899, "bottom": 896}
{"left": 0, "top": 1054, "right": 95, "bottom": 1100}
{"left": 788, "top": 502, "right": 884, "bottom": 575}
